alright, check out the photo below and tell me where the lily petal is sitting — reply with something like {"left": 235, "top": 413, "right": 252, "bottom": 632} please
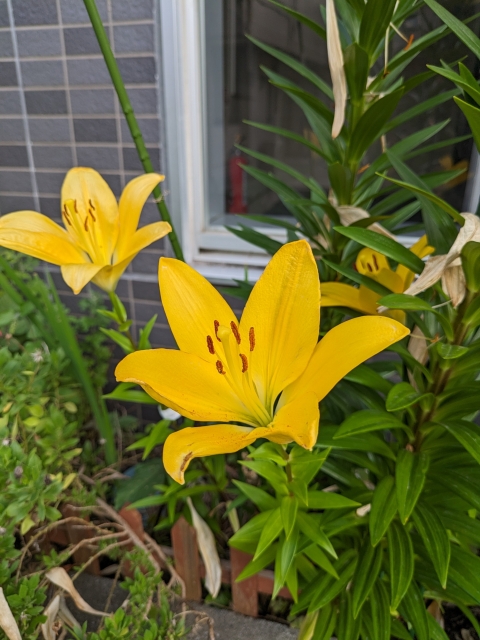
{"left": 159, "top": 258, "right": 238, "bottom": 362}
{"left": 321, "top": 282, "right": 379, "bottom": 315}
{"left": 239, "top": 240, "right": 320, "bottom": 412}
{"left": 0, "top": 211, "right": 86, "bottom": 265}
{"left": 116, "top": 221, "right": 172, "bottom": 263}
{"left": 61, "top": 263, "right": 104, "bottom": 294}
{"left": 283, "top": 316, "right": 409, "bottom": 404}
{"left": 163, "top": 425, "right": 256, "bottom": 484}
{"left": 62, "top": 167, "right": 119, "bottom": 262}
{"left": 256, "top": 392, "right": 319, "bottom": 449}
{"left": 115, "top": 348, "right": 257, "bottom": 425}
{"left": 116, "top": 173, "right": 165, "bottom": 261}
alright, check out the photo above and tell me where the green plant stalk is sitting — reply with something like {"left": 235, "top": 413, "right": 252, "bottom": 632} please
{"left": 108, "top": 291, "right": 137, "bottom": 351}
{"left": 82, "top": 0, "right": 185, "bottom": 263}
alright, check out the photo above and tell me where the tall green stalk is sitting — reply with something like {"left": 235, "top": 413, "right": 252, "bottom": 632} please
{"left": 83, "top": 0, "right": 185, "bottom": 262}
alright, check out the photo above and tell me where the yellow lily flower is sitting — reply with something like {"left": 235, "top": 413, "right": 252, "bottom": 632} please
{"left": 116, "top": 240, "right": 408, "bottom": 484}
{"left": 0, "top": 167, "right": 171, "bottom": 294}
{"left": 321, "top": 235, "right": 434, "bottom": 320}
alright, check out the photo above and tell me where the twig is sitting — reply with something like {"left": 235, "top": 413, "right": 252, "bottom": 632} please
{"left": 72, "top": 539, "right": 131, "bottom": 580}
{"left": 143, "top": 532, "right": 185, "bottom": 597}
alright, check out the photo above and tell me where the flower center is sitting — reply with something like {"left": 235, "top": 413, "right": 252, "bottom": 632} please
{"left": 206, "top": 321, "right": 270, "bottom": 426}
{"left": 62, "top": 198, "right": 108, "bottom": 265}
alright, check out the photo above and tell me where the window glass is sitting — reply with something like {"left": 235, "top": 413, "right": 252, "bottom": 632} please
{"left": 203, "top": 0, "right": 478, "bottom": 227}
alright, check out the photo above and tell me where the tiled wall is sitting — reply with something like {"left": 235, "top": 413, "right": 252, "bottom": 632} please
{"left": 0, "top": 0, "right": 175, "bottom": 348}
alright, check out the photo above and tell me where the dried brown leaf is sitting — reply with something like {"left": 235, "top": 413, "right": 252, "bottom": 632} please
{"left": 326, "top": 0, "right": 346, "bottom": 139}
{"left": 0, "top": 588, "right": 22, "bottom": 640}
{"left": 187, "top": 498, "right": 221, "bottom": 598}
{"left": 45, "top": 568, "right": 108, "bottom": 617}
{"left": 41, "top": 595, "right": 60, "bottom": 640}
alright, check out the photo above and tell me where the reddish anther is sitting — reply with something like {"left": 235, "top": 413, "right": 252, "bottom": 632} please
{"left": 239, "top": 354, "right": 248, "bottom": 373}
{"left": 230, "top": 321, "right": 241, "bottom": 344}
{"left": 214, "top": 320, "right": 221, "bottom": 342}
{"left": 84, "top": 216, "right": 89, "bottom": 232}
{"left": 89, "top": 199, "right": 96, "bottom": 210}
{"left": 206, "top": 335, "right": 215, "bottom": 355}
{"left": 249, "top": 327, "right": 255, "bottom": 352}
{"left": 216, "top": 360, "right": 226, "bottom": 375}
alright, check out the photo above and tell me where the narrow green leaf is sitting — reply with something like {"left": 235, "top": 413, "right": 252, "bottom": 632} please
{"left": 387, "top": 521, "right": 415, "bottom": 610}
{"left": 100, "top": 327, "right": 133, "bottom": 353}
{"left": 337, "top": 591, "right": 362, "bottom": 640}
{"left": 281, "top": 495, "right": 298, "bottom": 540}
{"left": 455, "top": 97, "right": 480, "bottom": 152}
{"left": 395, "top": 450, "right": 429, "bottom": 523}
{"left": 308, "top": 551, "right": 358, "bottom": 614}
{"left": 304, "top": 544, "right": 339, "bottom": 579}
{"left": 352, "top": 537, "right": 383, "bottom": 618}
{"left": 273, "top": 530, "right": 298, "bottom": 597}
{"left": 232, "top": 480, "right": 278, "bottom": 511}
{"left": 424, "top": 0, "right": 480, "bottom": 59}
{"left": 412, "top": 502, "right": 450, "bottom": 588}
{"left": 229, "top": 510, "right": 273, "bottom": 552}
{"left": 319, "top": 425, "right": 396, "bottom": 461}
{"left": 399, "top": 581, "right": 429, "bottom": 640}
{"left": 297, "top": 511, "right": 337, "bottom": 558}
{"left": 344, "top": 43, "right": 369, "bottom": 104}
{"left": 333, "top": 227, "right": 425, "bottom": 273}
{"left": 386, "top": 382, "right": 429, "bottom": 412}
{"left": 437, "top": 344, "right": 469, "bottom": 360}
{"left": 379, "top": 294, "right": 434, "bottom": 312}
{"left": 267, "top": 0, "right": 326, "bottom": 40}
{"left": 427, "top": 613, "right": 450, "bottom": 640}
{"left": 254, "top": 507, "right": 283, "bottom": 560}
{"left": 335, "top": 409, "right": 406, "bottom": 439}
{"left": 391, "top": 619, "right": 412, "bottom": 640}
{"left": 138, "top": 314, "right": 157, "bottom": 350}
{"left": 370, "top": 476, "right": 397, "bottom": 546}
{"left": 428, "top": 64, "right": 480, "bottom": 106}
{"left": 103, "top": 382, "right": 158, "bottom": 405}
{"left": 462, "top": 240, "right": 480, "bottom": 293}
{"left": 370, "top": 580, "right": 391, "bottom": 640}
{"left": 441, "top": 419, "right": 480, "bottom": 465}
{"left": 237, "top": 544, "right": 278, "bottom": 582}
{"left": 307, "top": 491, "right": 360, "bottom": 510}
{"left": 345, "top": 364, "right": 393, "bottom": 395}
{"left": 226, "top": 225, "right": 283, "bottom": 255}
{"left": 359, "top": 0, "right": 396, "bottom": 56}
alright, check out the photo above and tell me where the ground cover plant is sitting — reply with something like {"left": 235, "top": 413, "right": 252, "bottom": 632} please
{"left": 1, "top": 0, "right": 480, "bottom": 638}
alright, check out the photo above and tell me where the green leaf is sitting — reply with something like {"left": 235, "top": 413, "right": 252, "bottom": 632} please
{"left": 227, "top": 224, "right": 282, "bottom": 255}
{"left": 241, "top": 459, "right": 287, "bottom": 487}
{"left": 232, "top": 480, "right": 278, "bottom": 511}
{"left": 307, "top": 491, "right": 360, "bottom": 510}
{"left": 334, "top": 227, "right": 425, "bottom": 273}
{"left": 370, "top": 475, "right": 397, "bottom": 546}
{"left": 267, "top": 0, "right": 326, "bottom": 40}
{"left": 308, "top": 551, "right": 358, "bottom": 614}
{"left": 395, "top": 450, "right": 429, "bottom": 523}
{"left": 387, "top": 521, "right": 414, "bottom": 610}
{"left": 312, "top": 603, "right": 337, "bottom": 640}
{"left": 359, "top": 0, "right": 397, "bottom": 57}
{"left": 290, "top": 448, "right": 330, "bottom": 485}
{"left": 437, "top": 343, "right": 469, "bottom": 360}
{"left": 441, "top": 419, "right": 480, "bottom": 465}
{"left": 237, "top": 544, "right": 278, "bottom": 582}
{"left": 244, "top": 120, "right": 325, "bottom": 158}
{"left": 126, "top": 420, "right": 172, "bottom": 459}
{"left": 345, "top": 364, "right": 392, "bottom": 395}
{"left": 427, "top": 613, "right": 450, "bottom": 640}
{"left": 254, "top": 507, "right": 283, "bottom": 560}
{"left": 428, "top": 64, "right": 480, "bottom": 106}
{"left": 456, "top": 97, "right": 480, "bottom": 152}
{"left": 273, "top": 531, "right": 298, "bottom": 597}
{"left": 319, "top": 425, "right": 396, "bottom": 461}
{"left": 103, "top": 382, "right": 159, "bottom": 405}
{"left": 391, "top": 619, "right": 412, "bottom": 640}
{"left": 138, "top": 314, "right": 157, "bottom": 350}
{"left": 247, "top": 35, "right": 332, "bottom": 98}
{"left": 399, "top": 581, "right": 429, "bottom": 640}
{"left": 297, "top": 511, "right": 337, "bottom": 558}
{"left": 281, "top": 495, "right": 298, "bottom": 539}
{"left": 337, "top": 591, "right": 362, "bottom": 640}
{"left": 462, "top": 240, "right": 480, "bottom": 293}
{"left": 344, "top": 43, "right": 370, "bottom": 104}
{"left": 348, "top": 90, "right": 404, "bottom": 163}
{"left": 449, "top": 544, "right": 480, "bottom": 603}
{"left": 304, "top": 544, "right": 339, "bottom": 579}
{"left": 114, "top": 459, "right": 165, "bottom": 510}
{"left": 424, "top": 0, "right": 480, "bottom": 59}
{"left": 379, "top": 294, "right": 434, "bottom": 313}
{"left": 369, "top": 580, "right": 391, "bottom": 640}
{"left": 229, "top": 510, "right": 273, "bottom": 552}
{"left": 352, "top": 537, "right": 383, "bottom": 618}
{"left": 100, "top": 327, "right": 133, "bottom": 353}
{"left": 412, "top": 502, "right": 450, "bottom": 588}
{"left": 335, "top": 409, "right": 406, "bottom": 439}
{"left": 386, "top": 382, "right": 429, "bottom": 412}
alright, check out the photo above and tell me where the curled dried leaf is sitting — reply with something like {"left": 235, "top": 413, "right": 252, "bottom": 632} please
{"left": 407, "top": 326, "right": 428, "bottom": 389}
{"left": 442, "top": 263, "right": 466, "bottom": 308}
{"left": 336, "top": 205, "right": 396, "bottom": 239}
{"left": 41, "top": 595, "right": 60, "bottom": 640}
{"left": 45, "top": 568, "right": 108, "bottom": 617}
{"left": 187, "top": 498, "right": 221, "bottom": 598}
{"left": 326, "top": 0, "right": 346, "bottom": 139}
{"left": 0, "top": 588, "right": 22, "bottom": 640}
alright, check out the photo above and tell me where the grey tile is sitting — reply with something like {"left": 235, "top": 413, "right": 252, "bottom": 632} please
{"left": 67, "top": 58, "right": 110, "bottom": 85}
{"left": 21, "top": 60, "right": 64, "bottom": 87}
{"left": 130, "top": 246, "right": 165, "bottom": 273}
{"left": 64, "top": 26, "right": 102, "bottom": 55}
{"left": 120, "top": 117, "right": 159, "bottom": 144}
{"left": 132, "top": 280, "right": 160, "bottom": 302}
{"left": 32, "top": 145, "right": 73, "bottom": 168}
{"left": 134, "top": 300, "right": 166, "bottom": 324}
{"left": 118, "top": 57, "right": 155, "bottom": 84}
{"left": 70, "top": 88, "right": 114, "bottom": 114}
{"left": 39, "top": 197, "right": 61, "bottom": 218}
{"left": 128, "top": 88, "right": 157, "bottom": 114}
{"left": 25, "top": 90, "right": 68, "bottom": 115}
{"left": 123, "top": 146, "right": 160, "bottom": 172}
{"left": 29, "top": 118, "right": 71, "bottom": 142}
{"left": 0, "top": 1, "right": 9, "bottom": 27}
{"left": 13, "top": 0, "right": 58, "bottom": 26}
{"left": 0, "top": 62, "right": 17, "bottom": 86}
{"left": 0, "top": 145, "right": 28, "bottom": 166}
{"left": 111, "top": 0, "right": 153, "bottom": 21}
{"left": 17, "top": 28, "right": 62, "bottom": 57}
{"left": 0, "top": 169, "right": 30, "bottom": 192}
{"left": 73, "top": 118, "right": 117, "bottom": 143}
{"left": 36, "top": 171, "right": 65, "bottom": 194}
{"left": 0, "top": 91, "right": 21, "bottom": 114}
{"left": 0, "top": 30, "right": 13, "bottom": 57}
{"left": 0, "top": 194, "right": 35, "bottom": 211}
{"left": 102, "top": 172, "right": 121, "bottom": 196}
{"left": 61, "top": 0, "right": 108, "bottom": 24}
{"left": 76, "top": 146, "right": 119, "bottom": 170}
{"left": 0, "top": 118, "right": 25, "bottom": 141}
{"left": 114, "top": 24, "right": 154, "bottom": 54}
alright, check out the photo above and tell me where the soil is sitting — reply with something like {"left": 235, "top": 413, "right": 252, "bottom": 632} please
{"left": 443, "top": 604, "right": 480, "bottom": 640}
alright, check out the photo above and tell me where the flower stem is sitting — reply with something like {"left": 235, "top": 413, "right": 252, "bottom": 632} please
{"left": 82, "top": 0, "right": 185, "bottom": 263}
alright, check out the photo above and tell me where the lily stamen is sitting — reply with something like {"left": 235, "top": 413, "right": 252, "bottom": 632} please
{"left": 239, "top": 354, "right": 248, "bottom": 373}
{"left": 249, "top": 327, "right": 255, "bottom": 352}
{"left": 89, "top": 199, "right": 95, "bottom": 210}
{"left": 214, "top": 320, "right": 221, "bottom": 341}
{"left": 206, "top": 335, "right": 215, "bottom": 355}
{"left": 230, "top": 321, "right": 241, "bottom": 344}
{"left": 215, "top": 360, "right": 225, "bottom": 375}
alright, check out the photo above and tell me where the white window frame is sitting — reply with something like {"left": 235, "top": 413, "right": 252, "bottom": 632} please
{"left": 158, "top": 1, "right": 480, "bottom": 283}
